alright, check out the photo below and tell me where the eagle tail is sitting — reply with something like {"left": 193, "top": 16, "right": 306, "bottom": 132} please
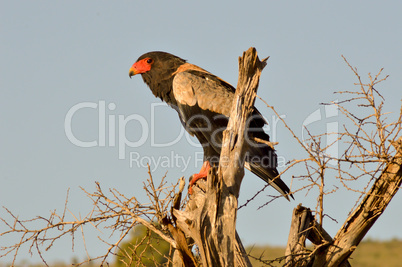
{"left": 245, "top": 162, "right": 293, "bottom": 201}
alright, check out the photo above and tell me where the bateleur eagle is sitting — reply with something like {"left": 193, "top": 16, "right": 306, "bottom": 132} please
{"left": 129, "top": 51, "right": 292, "bottom": 200}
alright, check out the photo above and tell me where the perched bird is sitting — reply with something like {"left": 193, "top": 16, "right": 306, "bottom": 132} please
{"left": 129, "top": 51, "right": 292, "bottom": 200}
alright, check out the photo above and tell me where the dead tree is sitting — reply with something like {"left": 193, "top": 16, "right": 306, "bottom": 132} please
{"left": 285, "top": 137, "right": 402, "bottom": 266}
{"left": 283, "top": 58, "right": 402, "bottom": 266}
{"left": 166, "top": 47, "right": 266, "bottom": 266}
{"left": 1, "top": 48, "right": 401, "bottom": 267}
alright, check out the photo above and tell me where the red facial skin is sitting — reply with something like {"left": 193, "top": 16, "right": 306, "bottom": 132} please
{"left": 129, "top": 58, "right": 153, "bottom": 77}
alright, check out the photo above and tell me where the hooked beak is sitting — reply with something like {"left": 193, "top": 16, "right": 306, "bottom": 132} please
{"left": 129, "top": 66, "right": 137, "bottom": 79}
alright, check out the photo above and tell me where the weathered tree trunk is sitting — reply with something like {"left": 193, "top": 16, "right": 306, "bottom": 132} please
{"left": 285, "top": 137, "right": 402, "bottom": 266}
{"left": 171, "top": 47, "right": 267, "bottom": 266}
{"left": 285, "top": 205, "right": 350, "bottom": 267}
{"left": 285, "top": 205, "right": 316, "bottom": 267}
{"left": 322, "top": 137, "right": 402, "bottom": 266}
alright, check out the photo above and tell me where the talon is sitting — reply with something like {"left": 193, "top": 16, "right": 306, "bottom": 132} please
{"left": 189, "top": 161, "right": 211, "bottom": 194}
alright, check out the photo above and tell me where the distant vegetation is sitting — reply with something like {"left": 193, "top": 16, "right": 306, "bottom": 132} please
{"left": 1, "top": 239, "right": 401, "bottom": 266}
{"left": 246, "top": 239, "right": 402, "bottom": 267}
{"left": 114, "top": 224, "right": 170, "bottom": 266}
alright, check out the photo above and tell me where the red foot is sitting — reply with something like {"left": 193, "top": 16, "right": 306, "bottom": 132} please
{"left": 189, "top": 161, "right": 211, "bottom": 194}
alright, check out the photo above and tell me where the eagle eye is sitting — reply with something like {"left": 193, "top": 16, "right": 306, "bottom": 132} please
{"left": 146, "top": 58, "right": 154, "bottom": 64}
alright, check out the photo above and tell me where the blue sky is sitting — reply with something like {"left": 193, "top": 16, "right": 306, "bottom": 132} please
{"left": 1, "top": 1, "right": 402, "bottom": 264}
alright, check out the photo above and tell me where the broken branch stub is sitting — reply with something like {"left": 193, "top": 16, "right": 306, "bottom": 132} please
{"left": 172, "top": 47, "right": 266, "bottom": 267}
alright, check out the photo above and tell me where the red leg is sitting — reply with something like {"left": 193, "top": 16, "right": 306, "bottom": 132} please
{"left": 189, "top": 161, "right": 211, "bottom": 194}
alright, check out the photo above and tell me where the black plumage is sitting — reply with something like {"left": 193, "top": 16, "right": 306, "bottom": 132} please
{"left": 129, "top": 51, "right": 292, "bottom": 200}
